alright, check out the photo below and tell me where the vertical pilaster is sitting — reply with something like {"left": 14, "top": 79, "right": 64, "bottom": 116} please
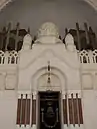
{"left": 31, "top": 92, "right": 37, "bottom": 129}
{"left": 62, "top": 93, "right": 69, "bottom": 129}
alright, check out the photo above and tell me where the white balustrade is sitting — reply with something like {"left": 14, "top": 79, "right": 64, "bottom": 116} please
{"left": 78, "top": 50, "right": 97, "bottom": 64}
{"left": 0, "top": 50, "right": 18, "bottom": 65}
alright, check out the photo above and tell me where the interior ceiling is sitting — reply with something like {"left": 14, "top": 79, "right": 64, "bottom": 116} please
{"left": 0, "top": 0, "right": 97, "bottom": 36}
{"left": 0, "top": 0, "right": 97, "bottom": 11}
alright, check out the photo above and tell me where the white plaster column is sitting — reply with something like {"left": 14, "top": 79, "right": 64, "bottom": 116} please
{"left": 62, "top": 92, "right": 69, "bottom": 129}
{"left": 31, "top": 91, "right": 37, "bottom": 129}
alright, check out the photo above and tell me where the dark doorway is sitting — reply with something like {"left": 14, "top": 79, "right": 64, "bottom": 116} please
{"left": 39, "top": 91, "right": 61, "bottom": 129}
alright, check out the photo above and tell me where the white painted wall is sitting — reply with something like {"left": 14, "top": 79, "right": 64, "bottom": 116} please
{"left": 82, "top": 90, "right": 97, "bottom": 129}
{"left": 0, "top": 90, "right": 17, "bottom": 129}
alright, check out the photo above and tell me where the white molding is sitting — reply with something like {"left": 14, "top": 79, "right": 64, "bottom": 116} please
{"left": 84, "top": 0, "right": 97, "bottom": 11}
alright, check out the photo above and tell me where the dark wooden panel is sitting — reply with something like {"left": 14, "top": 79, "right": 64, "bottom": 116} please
{"left": 32, "top": 100, "right": 36, "bottom": 124}
{"left": 78, "top": 99, "right": 83, "bottom": 124}
{"left": 21, "top": 99, "right": 26, "bottom": 124}
{"left": 16, "top": 99, "right": 21, "bottom": 124}
{"left": 63, "top": 99, "right": 68, "bottom": 124}
{"left": 31, "top": 95, "right": 33, "bottom": 126}
{"left": 26, "top": 99, "right": 30, "bottom": 124}
{"left": 69, "top": 99, "right": 73, "bottom": 124}
{"left": 73, "top": 99, "right": 78, "bottom": 124}
{"left": 31, "top": 94, "right": 36, "bottom": 126}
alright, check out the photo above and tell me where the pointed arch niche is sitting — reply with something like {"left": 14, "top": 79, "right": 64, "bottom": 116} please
{"left": 31, "top": 66, "right": 67, "bottom": 93}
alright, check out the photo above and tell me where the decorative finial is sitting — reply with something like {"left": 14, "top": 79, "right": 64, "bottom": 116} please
{"left": 7, "top": 22, "right": 11, "bottom": 32}
{"left": 14, "top": 22, "right": 20, "bottom": 51}
{"left": 84, "top": 22, "right": 89, "bottom": 45}
{"left": 89, "top": 26, "right": 93, "bottom": 33}
{"left": 65, "top": 28, "right": 68, "bottom": 36}
{"left": 16, "top": 22, "right": 20, "bottom": 29}
{"left": 28, "top": 27, "right": 30, "bottom": 34}
{"left": 2, "top": 27, "right": 6, "bottom": 33}
{"left": 76, "top": 22, "right": 81, "bottom": 51}
{"left": 5, "top": 22, "right": 11, "bottom": 51}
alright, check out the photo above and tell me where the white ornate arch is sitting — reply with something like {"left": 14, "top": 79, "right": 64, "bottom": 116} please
{"left": 31, "top": 66, "right": 67, "bottom": 93}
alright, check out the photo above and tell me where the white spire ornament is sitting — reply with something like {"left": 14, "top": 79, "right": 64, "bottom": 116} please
{"left": 65, "top": 33, "right": 76, "bottom": 52}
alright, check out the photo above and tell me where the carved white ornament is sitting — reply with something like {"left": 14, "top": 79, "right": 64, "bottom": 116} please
{"left": 37, "top": 22, "right": 59, "bottom": 38}
{"left": 23, "top": 34, "right": 32, "bottom": 44}
{"left": 23, "top": 34, "right": 32, "bottom": 50}
{"left": 65, "top": 33, "right": 74, "bottom": 45}
{"left": 65, "top": 33, "right": 76, "bottom": 52}
{"left": 35, "top": 22, "right": 62, "bottom": 44}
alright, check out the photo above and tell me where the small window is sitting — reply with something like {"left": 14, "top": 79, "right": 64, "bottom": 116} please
{"left": 11, "top": 56, "right": 15, "bottom": 64}
{"left": 83, "top": 56, "right": 87, "bottom": 63}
